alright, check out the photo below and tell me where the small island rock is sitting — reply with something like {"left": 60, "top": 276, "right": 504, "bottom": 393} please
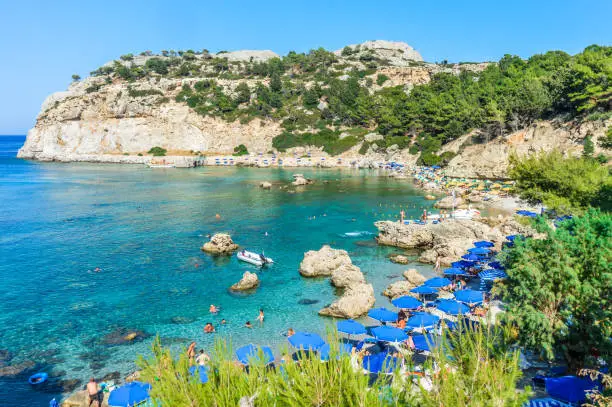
{"left": 434, "top": 195, "right": 464, "bottom": 209}
{"left": 292, "top": 174, "right": 313, "bottom": 186}
{"left": 389, "top": 254, "right": 410, "bottom": 264}
{"left": 299, "top": 245, "right": 353, "bottom": 277}
{"left": 201, "top": 233, "right": 239, "bottom": 255}
{"left": 230, "top": 271, "right": 260, "bottom": 291}
{"left": 403, "top": 268, "right": 426, "bottom": 286}
{"left": 259, "top": 181, "right": 272, "bottom": 189}
{"left": 318, "top": 283, "right": 375, "bottom": 319}
{"left": 330, "top": 264, "right": 365, "bottom": 288}
{"left": 382, "top": 280, "right": 417, "bottom": 299}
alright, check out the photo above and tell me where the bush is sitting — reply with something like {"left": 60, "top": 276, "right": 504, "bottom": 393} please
{"left": 272, "top": 129, "right": 359, "bottom": 155}
{"left": 233, "top": 144, "right": 248, "bottom": 156}
{"left": 128, "top": 87, "right": 163, "bottom": 97}
{"left": 148, "top": 147, "right": 167, "bottom": 156}
{"left": 376, "top": 74, "right": 389, "bottom": 86}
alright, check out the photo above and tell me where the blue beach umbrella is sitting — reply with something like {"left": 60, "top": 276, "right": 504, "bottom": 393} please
{"left": 488, "top": 261, "right": 504, "bottom": 270}
{"left": 371, "top": 326, "right": 408, "bottom": 342}
{"left": 461, "top": 253, "right": 481, "bottom": 261}
{"left": 479, "top": 269, "right": 508, "bottom": 281}
{"left": 454, "top": 289, "right": 484, "bottom": 305}
{"left": 452, "top": 260, "right": 476, "bottom": 269}
{"left": 443, "top": 267, "right": 468, "bottom": 277}
{"left": 473, "top": 241, "right": 494, "bottom": 248}
{"left": 412, "top": 333, "right": 440, "bottom": 352}
{"left": 391, "top": 296, "right": 423, "bottom": 310}
{"left": 406, "top": 313, "right": 440, "bottom": 330}
{"left": 467, "top": 247, "right": 491, "bottom": 255}
{"left": 367, "top": 307, "right": 398, "bottom": 323}
{"left": 188, "top": 365, "right": 209, "bottom": 384}
{"left": 288, "top": 332, "right": 326, "bottom": 351}
{"left": 424, "top": 277, "right": 452, "bottom": 288}
{"left": 337, "top": 319, "right": 366, "bottom": 335}
{"left": 506, "top": 234, "right": 522, "bottom": 242}
{"left": 435, "top": 299, "right": 470, "bottom": 316}
{"left": 235, "top": 344, "right": 275, "bottom": 366}
{"left": 108, "top": 382, "right": 151, "bottom": 407}
{"left": 319, "top": 342, "right": 353, "bottom": 361}
{"left": 410, "top": 285, "right": 438, "bottom": 295}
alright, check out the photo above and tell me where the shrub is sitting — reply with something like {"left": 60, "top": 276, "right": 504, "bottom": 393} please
{"left": 376, "top": 74, "right": 389, "bottom": 86}
{"left": 85, "top": 83, "right": 102, "bottom": 93}
{"left": 71, "top": 74, "right": 81, "bottom": 82}
{"left": 148, "top": 147, "right": 167, "bottom": 156}
{"left": 128, "top": 87, "right": 163, "bottom": 97}
{"left": 120, "top": 53, "right": 134, "bottom": 61}
{"left": 233, "top": 144, "right": 248, "bottom": 156}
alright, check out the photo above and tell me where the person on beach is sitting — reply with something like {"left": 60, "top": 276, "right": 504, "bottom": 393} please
{"left": 405, "top": 334, "right": 415, "bottom": 351}
{"left": 286, "top": 328, "right": 295, "bottom": 337}
{"left": 256, "top": 309, "right": 264, "bottom": 324}
{"left": 87, "top": 377, "right": 100, "bottom": 407}
{"left": 209, "top": 304, "right": 218, "bottom": 314}
{"left": 187, "top": 342, "right": 197, "bottom": 365}
{"left": 435, "top": 256, "right": 441, "bottom": 273}
{"left": 196, "top": 349, "right": 210, "bottom": 366}
{"left": 245, "top": 321, "right": 253, "bottom": 329}
{"left": 204, "top": 323, "right": 215, "bottom": 333}
{"left": 399, "top": 209, "right": 405, "bottom": 224}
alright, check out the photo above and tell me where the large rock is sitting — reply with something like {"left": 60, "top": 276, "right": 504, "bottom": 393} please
{"left": 230, "top": 272, "right": 260, "bottom": 291}
{"left": 389, "top": 254, "right": 410, "bottom": 264}
{"left": 434, "top": 195, "right": 464, "bottom": 209}
{"left": 382, "top": 280, "right": 416, "bottom": 299}
{"left": 292, "top": 174, "right": 313, "bottom": 186}
{"left": 201, "top": 233, "right": 239, "bottom": 255}
{"left": 0, "top": 360, "right": 35, "bottom": 377}
{"left": 330, "top": 264, "right": 365, "bottom": 288}
{"left": 299, "top": 245, "right": 352, "bottom": 277}
{"left": 318, "top": 283, "right": 375, "bottom": 319}
{"left": 259, "top": 181, "right": 272, "bottom": 189}
{"left": 403, "top": 268, "right": 426, "bottom": 286}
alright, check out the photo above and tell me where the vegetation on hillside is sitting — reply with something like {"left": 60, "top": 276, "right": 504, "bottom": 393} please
{"left": 87, "top": 45, "right": 611, "bottom": 161}
{"left": 499, "top": 209, "right": 612, "bottom": 372}
{"left": 137, "top": 324, "right": 529, "bottom": 406}
{"left": 508, "top": 150, "right": 611, "bottom": 214}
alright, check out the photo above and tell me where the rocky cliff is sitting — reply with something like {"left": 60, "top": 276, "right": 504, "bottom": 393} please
{"left": 18, "top": 40, "right": 610, "bottom": 178}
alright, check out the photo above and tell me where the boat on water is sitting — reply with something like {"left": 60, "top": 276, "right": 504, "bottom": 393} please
{"left": 427, "top": 208, "right": 481, "bottom": 220}
{"left": 237, "top": 250, "right": 273, "bottom": 267}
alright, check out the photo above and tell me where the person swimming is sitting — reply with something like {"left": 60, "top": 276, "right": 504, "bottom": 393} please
{"left": 204, "top": 322, "right": 215, "bottom": 333}
{"left": 209, "top": 304, "right": 219, "bottom": 313}
{"left": 245, "top": 321, "right": 253, "bottom": 329}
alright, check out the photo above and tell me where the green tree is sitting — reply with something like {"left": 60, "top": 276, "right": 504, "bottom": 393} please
{"left": 509, "top": 150, "right": 610, "bottom": 213}
{"left": 567, "top": 45, "right": 612, "bottom": 112}
{"left": 499, "top": 210, "right": 612, "bottom": 371}
{"left": 269, "top": 72, "right": 282, "bottom": 93}
{"left": 148, "top": 146, "right": 167, "bottom": 156}
{"left": 120, "top": 53, "right": 134, "bottom": 61}
{"left": 234, "top": 82, "right": 251, "bottom": 104}
{"left": 599, "top": 126, "right": 612, "bottom": 149}
{"left": 232, "top": 144, "right": 248, "bottom": 156}
{"left": 71, "top": 74, "right": 81, "bottom": 82}
{"left": 145, "top": 58, "right": 170, "bottom": 75}
{"left": 583, "top": 134, "right": 595, "bottom": 157}
{"left": 376, "top": 74, "right": 389, "bottom": 86}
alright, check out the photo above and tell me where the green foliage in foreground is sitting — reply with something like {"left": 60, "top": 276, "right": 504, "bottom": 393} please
{"left": 148, "top": 147, "right": 167, "bottom": 156}
{"left": 233, "top": 144, "right": 248, "bottom": 156}
{"left": 509, "top": 150, "right": 611, "bottom": 214}
{"left": 136, "top": 325, "right": 529, "bottom": 407}
{"left": 499, "top": 210, "right": 612, "bottom": 371}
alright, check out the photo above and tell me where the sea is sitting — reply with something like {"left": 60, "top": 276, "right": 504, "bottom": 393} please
{"left": 0, "top": 135, "right": 438, "bottom": 406}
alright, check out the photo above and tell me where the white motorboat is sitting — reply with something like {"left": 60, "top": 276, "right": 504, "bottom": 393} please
{"left": 427, "top": 208, "right": 481, "bottom": 221}
{"left": 237, "top": 250, "right": 273, "bottom": 267}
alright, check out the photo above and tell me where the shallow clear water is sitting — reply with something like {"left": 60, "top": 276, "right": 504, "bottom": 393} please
{"left": 0, "top": 136, "right": 438, "bottom": 406}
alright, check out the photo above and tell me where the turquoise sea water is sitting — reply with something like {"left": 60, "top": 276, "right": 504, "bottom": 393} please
{"left": 0, "top": 136, "right": 438, "bottom": 406}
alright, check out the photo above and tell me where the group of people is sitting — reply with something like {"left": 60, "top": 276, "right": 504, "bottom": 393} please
{"left": 201, "top": 306, "right": 265, "bottom": 334}
{"left": 187, "top": 341, "right": 211, "bottom": 366}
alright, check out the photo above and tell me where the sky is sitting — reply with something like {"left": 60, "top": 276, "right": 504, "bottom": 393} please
{"left": 0, "top": 0, "right": 610, "bottom": 134}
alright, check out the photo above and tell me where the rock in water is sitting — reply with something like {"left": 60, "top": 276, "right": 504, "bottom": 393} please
{"left": 0, "top": 360, "right": 35, "bottom": 377}
{"left": 299, "top": 245, "right": 353, "bottom": 277}
{"left": 297, "top": 299, "right": 319, "bottom": 305}
{"left": 434, "top": 195, "right": 464, "bottom": 209}
{"left": 201, "top": 233, "right": 239, "bottom": 255}
{"left": 383, "top": 281, "right": 417, "bottom": 299}
{"left": 259, "top": 181, "right": 272, "bottom": 189}
{"left": 102, "top": 328, "right": 149, "bottom": 345}
{"left": 330, "top": 264, "right": 365, "bottom": 288}
{"left": 319, "top": 283, "right": 375, "bottom": 319}
{"left": 291, "top": 174, "right": 313, "bottom": 186}
{"left": 389, "top": 254, "right": 410, "bottom": 264}
{"left": 230, "top": 272, "right": 260, "bottom": 291}
{"left": 403, "top": 268, "right": 426, "bottom": 286}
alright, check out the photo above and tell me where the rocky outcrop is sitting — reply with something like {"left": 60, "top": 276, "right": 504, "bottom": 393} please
{"left": 442, "top": 118, "right": 611, "bottom": 179}
{"left": 102, "top": 328, "right": 150, "bottom": 345}
{"left": 291, "top": 174, "right": 313, "bottom": 186}
{"left": 330, "top": 264, "right": 365, "bottom": 288}
{"left": 299, "top": 245, "right": 352, "bottom": 277}
{"left": 318, "top": 283, "right": 376, "bottom": 319}
{"left": 389, "top": 254, "right": 410, "bottom": 264}
{"left": 0, "top": 360, "right": 35, "bottom": 377}
{"left": 201, "top": 233, "right": 239, "bottom": 255}
{"left": 434, "top": 195, "right": 464, "bottom": 209}
{"left": 403, "top": 268, "right": 426, "bottom": 286}
{"left": 383, "top": 280, "right": 416, "bottom": 299}
{"left": 376, "top": 217, "right": 534, "bottom": 265}
{"left": 230, "top": 272, "right": 260, "bottom": 291}
{"left": 335, "top": 40, "right": 424, "bottom": 64}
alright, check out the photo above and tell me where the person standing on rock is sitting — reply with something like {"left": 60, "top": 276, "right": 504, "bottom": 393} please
{"left": 399, "top": 209, "right": 405, "bottom": 224}
{"left": 87, "top": 377, "right": 100, "bottom": 407}
{"left": 435, "top": 256, "right": 441, "bottom": 273}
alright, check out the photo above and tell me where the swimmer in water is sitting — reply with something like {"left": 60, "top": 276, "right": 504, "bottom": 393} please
{"left": 209, "top": 304, "right": 219, "bottom": 314}
{"left": 245, "top": 321, "right": 253, "bottom": 329}
{"left": 256, "top": 308, "right": 264, "bottom": 324}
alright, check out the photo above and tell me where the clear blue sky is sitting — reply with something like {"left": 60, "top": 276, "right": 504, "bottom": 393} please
{"left": 0, "top": 0, "right": 610, "bottom": 134}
